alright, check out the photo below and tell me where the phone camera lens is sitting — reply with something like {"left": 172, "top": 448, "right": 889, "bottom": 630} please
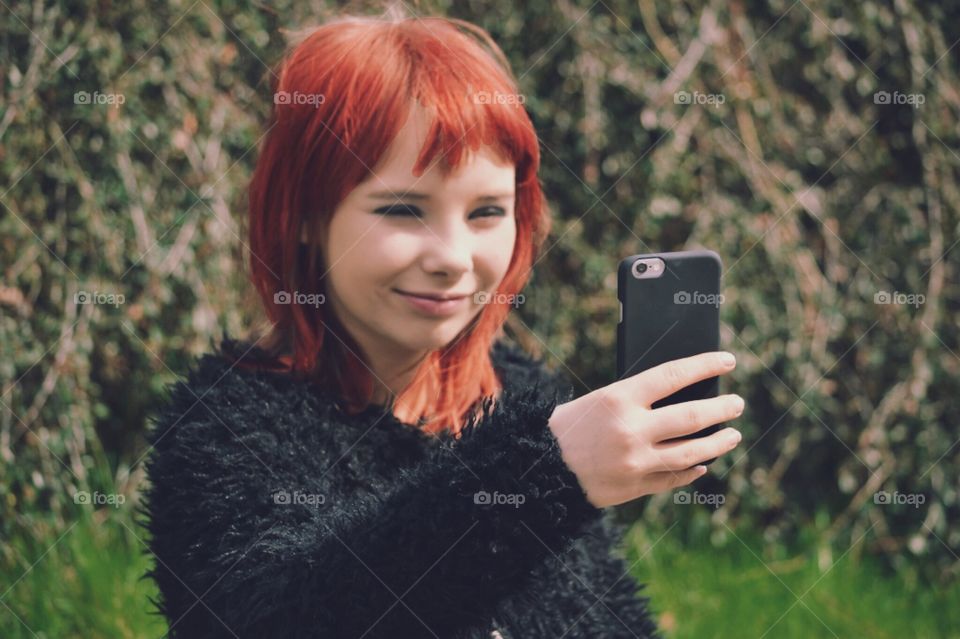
{"left": 629, "top": 256, "right": 665, "bottom": 280}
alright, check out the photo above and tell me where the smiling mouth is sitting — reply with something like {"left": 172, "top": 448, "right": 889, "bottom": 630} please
{"left": 393, "top": 289, "right": 470, "bottom": 301}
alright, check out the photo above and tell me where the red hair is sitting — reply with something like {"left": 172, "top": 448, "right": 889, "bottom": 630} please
{"left": 237, "top": 13, "right": 551, "bottom": 437}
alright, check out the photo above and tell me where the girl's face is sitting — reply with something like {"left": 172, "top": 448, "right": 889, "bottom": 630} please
{"left": 315, "top": 106, "right": 517, "bottom": 369}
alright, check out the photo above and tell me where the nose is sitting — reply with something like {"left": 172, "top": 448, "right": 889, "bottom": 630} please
{"left": 420, "top": 216, "right": 473, "bottom": 278}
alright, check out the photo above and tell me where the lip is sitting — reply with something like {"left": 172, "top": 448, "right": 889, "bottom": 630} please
{"left": 394, "top": 289, "right": 470, "bottom": 317}
{"left": 395, "top": 289, "right": 470, "bottom": 301}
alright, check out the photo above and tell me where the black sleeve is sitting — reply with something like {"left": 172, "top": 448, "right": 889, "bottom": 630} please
{"left": 139, "top": 376, "right": 604, "bottom": 638}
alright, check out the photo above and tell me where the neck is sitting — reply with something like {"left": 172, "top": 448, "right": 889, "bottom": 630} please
{"left": 367, "top": 347, "right": 429, "bottom": 406}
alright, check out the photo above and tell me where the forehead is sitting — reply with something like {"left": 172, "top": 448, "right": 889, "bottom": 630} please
{"left": 364, "top": 104, "right": 515, "bottom": 193}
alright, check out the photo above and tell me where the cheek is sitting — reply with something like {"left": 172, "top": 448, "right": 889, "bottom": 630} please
{"left": 488, "top": 222, "right": 517, "bottom": 279}
{"left": 326, "top": 216, "right": 411, "bottom": 286}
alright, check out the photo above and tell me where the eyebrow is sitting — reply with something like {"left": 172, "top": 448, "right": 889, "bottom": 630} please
{"left": 367, "top": 190, "right": 515, "bottom": 202}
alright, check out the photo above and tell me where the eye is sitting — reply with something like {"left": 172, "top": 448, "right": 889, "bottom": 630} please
{"left": 373, "top": 206, "right": 507, "bottom": 219}
{"left": 471, "top": 207, "right": 507, "bottom": 219}
{"left": 373, "top": 205, "right": 422, "bottom": 217}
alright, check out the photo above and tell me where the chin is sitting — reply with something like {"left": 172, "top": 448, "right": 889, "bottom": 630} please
{"left": 399, "top": 321, "right": 468, "bottom": 351}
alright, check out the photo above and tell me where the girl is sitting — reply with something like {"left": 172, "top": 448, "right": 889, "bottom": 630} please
{"left": 141, "top": 11, "right": 744, "bottom": 638}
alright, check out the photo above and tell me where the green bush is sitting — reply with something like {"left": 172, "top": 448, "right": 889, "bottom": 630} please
{"left": 2, "top": 0, "right": 957, "bottom": 598}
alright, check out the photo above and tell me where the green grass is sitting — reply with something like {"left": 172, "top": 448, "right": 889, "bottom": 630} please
{"left": 0, "top": 509, "right": 165, "bottom": 639}
{"left": 3, "top": 508, "right": 959, "bottom": 638}
{"left": 625, "top": 521, "right": 960, "bottom": 639}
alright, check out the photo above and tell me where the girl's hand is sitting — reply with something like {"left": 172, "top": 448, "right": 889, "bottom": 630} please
{"left": 547, "top": 351, "right": 744, "bottom": 509}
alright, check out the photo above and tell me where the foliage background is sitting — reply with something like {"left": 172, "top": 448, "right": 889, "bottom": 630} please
{"left": 2, "top": 0, "right": 959, "bottom": 634}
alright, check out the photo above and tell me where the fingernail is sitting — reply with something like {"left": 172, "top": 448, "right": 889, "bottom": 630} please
{"left": 733, "top": 429, "right": 742, "bottom": 443}
{"left": 733, "top": 395, "right": 745, "bottom": 414}
{"left": 721, "top": 352, "right": 736, "bottom": 367}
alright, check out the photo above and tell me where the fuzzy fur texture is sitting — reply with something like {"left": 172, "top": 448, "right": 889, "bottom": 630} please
{"left": 138, "top": 337, "right": 663, "bottom": 638}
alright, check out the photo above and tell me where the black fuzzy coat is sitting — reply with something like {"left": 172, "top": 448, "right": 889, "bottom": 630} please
{"left": 139, "top": 337, "right": 663, "bottom": 638}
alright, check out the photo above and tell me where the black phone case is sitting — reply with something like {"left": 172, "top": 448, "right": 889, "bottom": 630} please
{"left": 617, "top": 249, "right": 723, "bottom": 465}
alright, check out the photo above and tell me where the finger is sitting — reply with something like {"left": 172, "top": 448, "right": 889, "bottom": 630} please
{"left": 650, "top": 394, "right": 744, "bottom": 441}
{"left": 652, "top": 427, "right": 741, "bottom": 471}
{"left": 645, "top": 464, "right": 707, "bottom": 492}
{"left": 632, "top": 351, "right": 735, "bottom": 407}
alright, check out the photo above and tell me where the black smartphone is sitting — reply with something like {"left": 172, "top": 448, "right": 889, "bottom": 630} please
{"left": 616, "top": 250, "right": 724, "bottom": 465}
